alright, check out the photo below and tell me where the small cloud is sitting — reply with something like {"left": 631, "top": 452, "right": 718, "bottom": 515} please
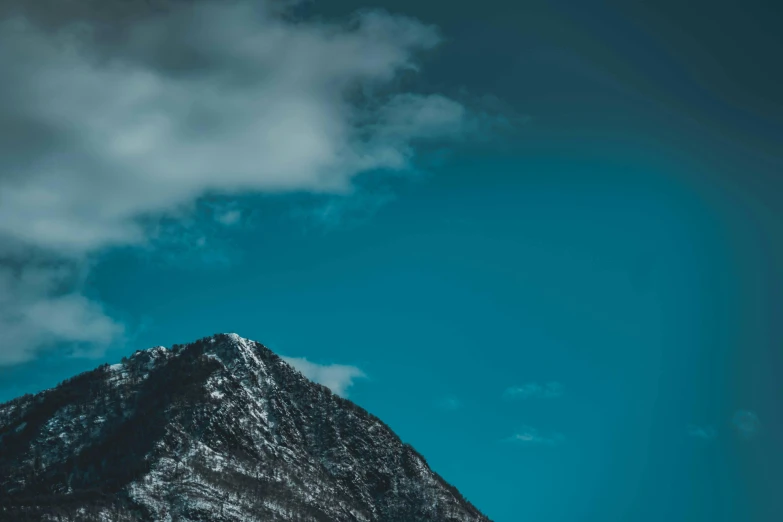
{"left": 215, "top": 209, "right": 242, "bottom": 226}
{"left": 434, "top": 396, "right": 462, "bottom": 411}
{"left": 281, "top": 356, "right": 366, "bottom": 398}
{"left": 0, "top": 265, "right": 125, "bottom": 365}
{"left": 504, "top": 381, "right": 564, "bottom": 400}
{"left": 687, "top": 425, "right": 717, "bottom": 440}
{"left": 290, "top": 190, "right": 396, "bottom": 233}
{"left": 732, "top": 410, "right": 761, "bottom": 440}
{"left": 506, "top": 427, "right": 565, "bottom": 446}
{"left": 138, "top": 212, "right": 236, "bottom": 268}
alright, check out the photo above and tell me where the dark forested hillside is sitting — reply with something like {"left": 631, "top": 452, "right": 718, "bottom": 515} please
{"left": 0, "top": 333, "right": 490, "bottom": 522}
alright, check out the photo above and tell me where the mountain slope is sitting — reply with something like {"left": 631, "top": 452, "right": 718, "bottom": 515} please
{"left": 0, "top": 333, "right": 491, "bottom": 522}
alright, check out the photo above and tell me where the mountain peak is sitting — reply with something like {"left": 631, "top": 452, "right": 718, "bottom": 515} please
{"left": 0, "top": 333, "right": 491, "bottom": 521}
{"left": 181, "top": 333, "right": 277, "bottom": 382}
{"left": 221, "top": 332, "right": 250, "bottom": 343}
{"left": 191, "top": 332, "right": 266, "bottom": 357}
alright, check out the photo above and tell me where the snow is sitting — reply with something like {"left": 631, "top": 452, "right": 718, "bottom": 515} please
{"left": 0, "top": 332, "right": 490, "bottom": 522}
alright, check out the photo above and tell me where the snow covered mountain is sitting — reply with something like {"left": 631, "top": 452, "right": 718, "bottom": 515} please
{"left": 0, "top": 333, "right": 491, "bottom": 521}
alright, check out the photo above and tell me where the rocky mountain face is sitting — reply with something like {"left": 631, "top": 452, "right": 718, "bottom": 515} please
{"left": 0, "top": 333, "right": 490, "bottom": 522}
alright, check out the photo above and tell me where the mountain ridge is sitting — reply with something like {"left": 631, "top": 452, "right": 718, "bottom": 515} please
{"left": 0, "top": 333, "right": 491, "bottom": 522}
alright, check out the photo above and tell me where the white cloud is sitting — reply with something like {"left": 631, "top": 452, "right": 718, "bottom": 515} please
{"left": 215, "top": 209, "right": 242, "bottom": 226}
{"left": 507, "top": 427, "right": 565, "bottom": 446}
{"left": 732, "top": 410, "right": 761, "bottom": 440}
{"left": 281, "top": 356, "right": 366, "bottom": 398}
{"left": 434, "top": 396, "right": 462, "bottom": 411}
{"left": 0, "top": 3, "right": 459, "bottom": 255}
{"left": 290, "top": 189, "right": 397, "bottom": 232}
{"left": 687, "top": 425, "right": 717, "bottom": 440}
{"left": 504, "top": 381, "right": 565, "bottom": 399}
{"left": 0, "top": 0, "right": 471, "bottom": 364}
{"left": 0, "top": 264, "right": 124, "bottom": 364}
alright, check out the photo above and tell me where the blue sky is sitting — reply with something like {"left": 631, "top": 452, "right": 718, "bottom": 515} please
{"left": 1, "top": 1, "right": 781, "bottom": 521}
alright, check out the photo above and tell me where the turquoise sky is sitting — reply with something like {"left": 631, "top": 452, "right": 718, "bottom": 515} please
{"left": 1, "top": 1, "right": 781, "bottom": 521}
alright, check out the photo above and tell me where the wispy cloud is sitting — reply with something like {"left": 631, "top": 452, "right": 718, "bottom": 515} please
{"left": 506, "top": 427, "right": 565, "bottom": 446}
{"left": 0, "top": 264, "right": 125, "bottom": 365}
{"left": 215, "top": 209, "right": 242, "bottom": 227}
{"left": 504, "top": 381, "right": 565, "bottom": 400}
{"left": 434, "top": 396, "right": 462, "bottom": 411}
{"left": 138, "top": 214, "right": 237, "bottom": 268}
{"left": 281, "top": 356, "right": 367, "bottom": 398}
{"left": 687, "top": 425, "right": 717, "bottom": 440}
{"left": 290, "top": 189, "right": 397, "bottom": 233}
{"left": 732, "top": 410, "right": 761, "bottom": 440}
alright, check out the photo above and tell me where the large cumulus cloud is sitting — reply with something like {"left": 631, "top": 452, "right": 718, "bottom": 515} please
{"left": 0, "top": 0, "right": 468, "bottom": 364}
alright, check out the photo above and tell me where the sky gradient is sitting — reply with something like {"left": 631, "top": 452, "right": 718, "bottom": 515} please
{"left": 1, "top": 1, "right": 781, "bottom": 521}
